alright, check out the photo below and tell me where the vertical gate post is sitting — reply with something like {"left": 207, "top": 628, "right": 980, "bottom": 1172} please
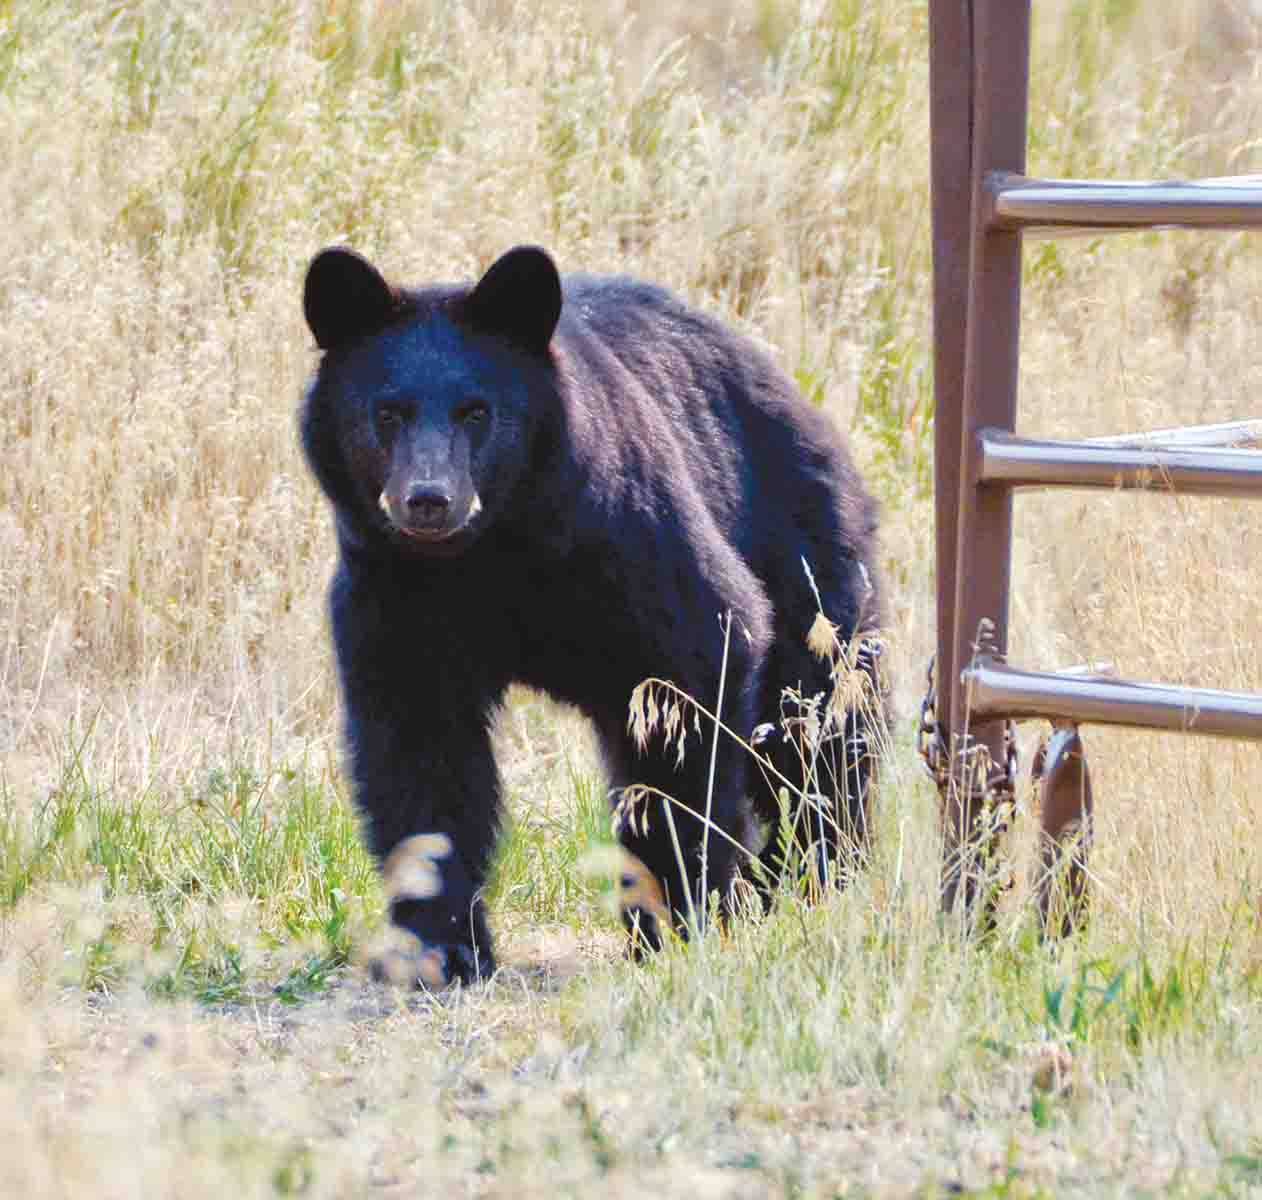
{"left": 928, "top": 0, "right": 974, "bottom": 749}
{"left": 943, "top": 0, "right": 1032, "bottom": 912}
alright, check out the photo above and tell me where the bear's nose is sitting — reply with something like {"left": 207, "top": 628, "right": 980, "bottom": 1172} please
{"left": 404, "top": 483, "right": 452, "bottom": 525}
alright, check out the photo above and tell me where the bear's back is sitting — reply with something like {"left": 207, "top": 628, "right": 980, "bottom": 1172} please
{"left": 547, "top": 273, "right": 873, "bottom": 574}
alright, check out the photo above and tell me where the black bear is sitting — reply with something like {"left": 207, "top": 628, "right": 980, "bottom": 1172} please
{"left": 300, "top": 245, "right": 882, "bottom": 985}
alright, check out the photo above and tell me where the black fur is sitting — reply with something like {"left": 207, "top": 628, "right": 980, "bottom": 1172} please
{"left": 300, "top": 245, "right": 882, "bottom": 983}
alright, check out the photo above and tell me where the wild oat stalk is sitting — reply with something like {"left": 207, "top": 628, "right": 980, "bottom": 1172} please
{"left": 626, "top": 594, "right": 887, "bottom": 894}
{"left": 698, "top": 610, "right": 733, "bottom": 935}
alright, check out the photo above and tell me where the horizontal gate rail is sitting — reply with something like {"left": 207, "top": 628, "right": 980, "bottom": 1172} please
{"left": 976, "top": 429, "right": 1262, "bottom": 495}
{"left": 1086, "top": 420, "right": 1262, "bottom": 450}
{"left": 987, "top": 172, "right": 1262, "bottom": 231}
{"left": 963, "top": 658, "right": 1262, "bottom": 740}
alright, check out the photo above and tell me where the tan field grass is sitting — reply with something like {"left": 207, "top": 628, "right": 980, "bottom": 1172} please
{"left": 3, "top": 0, "right": 1262, "bottom": 1194}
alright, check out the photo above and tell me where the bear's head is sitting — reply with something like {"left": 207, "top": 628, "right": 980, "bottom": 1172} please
{"left": 300, "top": 245, "right": 563, "bottom": 558}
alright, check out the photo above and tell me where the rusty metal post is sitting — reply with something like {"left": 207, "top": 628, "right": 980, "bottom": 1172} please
{"left": 1033, "top": 724, "right": 1093, "bottom": 937}
{"left": 944, "top": 0, "right": 1031, "bottom": 914}
{"left": 928, "top": 0, "right": 974, "bottom": 750}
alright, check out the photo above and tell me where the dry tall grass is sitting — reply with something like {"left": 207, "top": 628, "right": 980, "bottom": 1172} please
{"left": 3, "top": 0, "right": 1262, "bottom": 1194}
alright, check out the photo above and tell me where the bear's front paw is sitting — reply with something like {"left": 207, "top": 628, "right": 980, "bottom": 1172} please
{"left": 621, "top": 905, "right": 664, "bottom": 960}
{"left": 383, "top": 895, "right": 495, "bottom": 988}
{"left": 614, "top": 851, "right": 672, "bottom": 959}
{"left": 368, "top": 937, "right": 493, "bottom": 989}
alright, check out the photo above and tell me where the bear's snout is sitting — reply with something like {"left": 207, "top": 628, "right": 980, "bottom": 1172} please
{"left": 405, "top": 482, "right": 452, "bottom": 525}
{"left": 378, "top": 482, "right": 482, "bottom": 545}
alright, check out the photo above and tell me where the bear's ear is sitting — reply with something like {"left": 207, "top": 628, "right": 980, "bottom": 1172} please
{"left": 463, "top": 245, "right": 562, "bottom": 354}
{"left": 303, "top": 247, "right": 398, "bottom": 351}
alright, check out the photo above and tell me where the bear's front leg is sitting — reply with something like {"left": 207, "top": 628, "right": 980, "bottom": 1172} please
{"left": 345, "top": 700, "right": 501, "bottom": 986}
{"left": 332, "top": 570, "right": 503, "bottom": 987}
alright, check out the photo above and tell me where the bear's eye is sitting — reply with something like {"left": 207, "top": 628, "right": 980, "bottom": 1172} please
{"left": 376, "top": 404, "right": 404, "bottom": 431}
{"left": 457, "top": 401, "right": 489, "bottom": 426}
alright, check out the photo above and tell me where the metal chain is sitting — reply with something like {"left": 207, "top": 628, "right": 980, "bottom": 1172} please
{"left": 917, "top": 654, "right": 951, "bottom": 789}
{"left": 918, "top": 653, "right": 1018, "bottom": 809}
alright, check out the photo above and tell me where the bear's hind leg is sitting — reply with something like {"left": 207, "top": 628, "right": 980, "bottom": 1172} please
{"left": 751, "top": 616, "right": 881, "bottom": 899}
{"left": 598, "top": 665, "right": 762, "bottom": 951}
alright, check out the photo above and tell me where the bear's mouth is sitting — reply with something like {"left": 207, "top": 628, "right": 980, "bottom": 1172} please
{"left": 398, "top": 525, "right": 461, "bottom": 543}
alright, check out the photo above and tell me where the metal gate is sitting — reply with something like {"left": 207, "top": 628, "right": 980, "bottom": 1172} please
{"left": 924, "top": 0, "right": 1262, "bottom": 930}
